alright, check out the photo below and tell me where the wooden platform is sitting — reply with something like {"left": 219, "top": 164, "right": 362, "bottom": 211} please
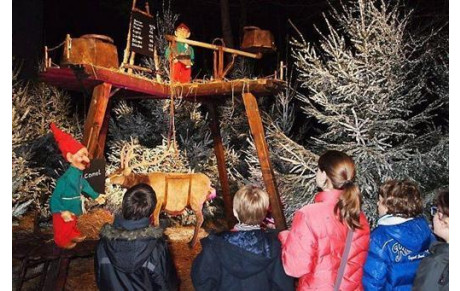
{"left": 39, "top": 64, "right": 285, "bottom": 101}
{"left": 38, "top": 64, "right": 287, "bottom": 231}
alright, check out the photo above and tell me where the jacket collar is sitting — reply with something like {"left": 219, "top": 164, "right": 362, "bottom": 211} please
{"left": 113, "top": 214, "right": 150, "bottom": 230}
{"left": 315, "top": 189, "right": 342, "bottom": 203}
{"left": 377, "top": 214, "right": 413, "bottom": 226}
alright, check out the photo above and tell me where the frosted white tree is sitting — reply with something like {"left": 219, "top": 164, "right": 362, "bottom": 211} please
{"left": 12, "top": 62, "right": 83, "bottom": 220}
{"left": 228, "top": 0, "right": 448, "bottom": 226}
{"left": 285, "top": 0, "right": 448, "bottom": 225}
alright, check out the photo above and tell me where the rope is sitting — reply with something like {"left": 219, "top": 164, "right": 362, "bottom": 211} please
{"left": 47, "top": 41, "right": 66, "bottom": 52}
{"left": 167, "top": 90, "right": 177, "bottom": 153}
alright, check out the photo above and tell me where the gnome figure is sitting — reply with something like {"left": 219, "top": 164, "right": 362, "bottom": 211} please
{"left": 49, "top": 123, "right": 106, "bottom": 249}
{"left": 165, "top": 23, "right": 195, "bottom": 83}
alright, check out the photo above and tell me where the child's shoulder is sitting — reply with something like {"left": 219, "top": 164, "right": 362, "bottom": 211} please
{"left": 297, "top": 201, "right": 329, "bottom": 216}
{"left": 369, "top": 224, "right": 393, "bottom": 243}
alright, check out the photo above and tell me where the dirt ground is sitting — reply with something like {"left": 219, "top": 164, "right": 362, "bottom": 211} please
{"left": 12, "top": 210, "right": 224, "bottom": 291}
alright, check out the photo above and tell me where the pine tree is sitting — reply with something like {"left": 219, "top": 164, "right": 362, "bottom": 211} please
{"left": 12, "top": 62, "right": 83, "bottom": 220}
{"left": 226, "top": 0, "right": 448, "bottom": 226}
{"left": 281, "top": 0, "right": 448, "bottom": 225}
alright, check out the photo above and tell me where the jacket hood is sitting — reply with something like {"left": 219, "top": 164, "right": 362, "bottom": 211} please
{"left": 99, "top": 220, "right": 164, "bottom": 273}
{"left": 204, "top": 230, "right": 279, "bottom": 279}
{"left": 430, "top": 241, "right": 449, "bottom": 255}
{"left": 378, "top": 216, "right": 433, "bottom": 251}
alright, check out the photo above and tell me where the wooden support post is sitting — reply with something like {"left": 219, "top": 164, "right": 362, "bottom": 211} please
{"left": 94, "top": 99, "right": 112, "bottom": 159}
{"left": 213, "top": 51, "right": 218, "bottom": 80}
{"left": 44, "top": 46, "right": 48, "bottom": 69}
{"left": 217, "top": 48, "right": 224, "bottom": 80}
{"left": 242, "top": 93, "right": 287, "bottom": 230}
{"left": 83, "top": 83, "right": 112, "bottom": 159}
{"left": 207, "top": 103, "right": 236, "bottom": 228}
{"left": 120, "top": 0, "right": 137, "bottom": 72}
{"left": 153, "top": 47, "right": 162, "bottom": 82}
{"left": 127, "top": 52, "right": 136, "bottom": 74}
{"left": 65, "top": 34, "right": 71, "bottom": 59}
{"left": 222, "top": 54, "right": 236, "bottom": 80}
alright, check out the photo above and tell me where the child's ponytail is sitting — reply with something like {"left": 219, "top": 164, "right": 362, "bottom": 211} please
{"left": 334, "top": 181, "right": 362, "bottom": 230}
{"left": 318, "top": 150, "right": 362, "bottom": 230}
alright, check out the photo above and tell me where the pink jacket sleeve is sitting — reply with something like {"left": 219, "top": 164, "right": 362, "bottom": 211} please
{"left": 279, "top": 210, "right": 317, "bottom": 278}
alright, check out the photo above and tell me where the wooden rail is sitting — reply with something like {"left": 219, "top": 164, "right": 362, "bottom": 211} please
{"left": 165, "top": 35, "right": 262, "bottom": 59}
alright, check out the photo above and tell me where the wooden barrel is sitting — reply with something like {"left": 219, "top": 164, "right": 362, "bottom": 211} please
{"left": 61, "top": 34, "right": 119, "bottom": 69}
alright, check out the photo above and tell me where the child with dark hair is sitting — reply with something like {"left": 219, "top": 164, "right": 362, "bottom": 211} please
{"left": 363, "top": 180, "right": 435, "bottom": 291}
{"left": 95, "top": 183, "right": 179, "bottom": 290}
{"left": 191, "top": 185, "right": 294, "bottom": 291}
{"left": 413, "top": 189, "right": 449, "bottom": 290}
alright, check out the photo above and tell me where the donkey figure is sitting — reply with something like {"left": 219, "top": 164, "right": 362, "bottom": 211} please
{"left": 107, "top": 144, "right": 216, "bottom": 247}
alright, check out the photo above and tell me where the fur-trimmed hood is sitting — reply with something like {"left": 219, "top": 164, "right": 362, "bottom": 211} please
{"left": 98, "top": 220, "right": 166, "bottom": 273}
{"left": 100, "top": 223, "right": 164, "bottom": 241}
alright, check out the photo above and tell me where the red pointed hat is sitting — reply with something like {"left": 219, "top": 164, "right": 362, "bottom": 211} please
{"left": 176, "top": 23, "right": 190, "bottom": 32}
{"left": 50, "top": 123, "right": 85, "bottom": 158}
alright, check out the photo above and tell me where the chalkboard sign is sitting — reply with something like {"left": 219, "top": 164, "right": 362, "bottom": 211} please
{"left": 130, "top": 10, "right": 155, "bottom": 56}
{"left": 83, "top": 158, "right": 106, "bottom": 194}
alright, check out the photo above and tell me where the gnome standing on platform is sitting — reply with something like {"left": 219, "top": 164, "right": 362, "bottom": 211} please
{"left": 165, "top": 23, "right": 195, "bottom": 83}
{"left": 49, "top": 123, "right": 106, "bottom": 249}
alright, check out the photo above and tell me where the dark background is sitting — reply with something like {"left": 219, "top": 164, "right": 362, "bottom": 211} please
{"left": 13, "top": 0, "right": 448, "bottom": 79}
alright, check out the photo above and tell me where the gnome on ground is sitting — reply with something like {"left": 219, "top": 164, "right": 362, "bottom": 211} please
{"left": 49, "top": 123, "right": 106, "bottom": 249}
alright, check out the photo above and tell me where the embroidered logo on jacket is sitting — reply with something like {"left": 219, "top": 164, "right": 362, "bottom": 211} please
{"left": 391, "top": 243, "right": 411, "bottom": 262}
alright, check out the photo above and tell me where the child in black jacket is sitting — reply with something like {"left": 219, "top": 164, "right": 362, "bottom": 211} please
{"left": 191, "top": 185, "right": 294, "bottom": 291}
{"left": 413, "top": 189, "right": 449, "bottom": 291}
{"left": 94, "top": 183, "right": 179, "bottom": 290}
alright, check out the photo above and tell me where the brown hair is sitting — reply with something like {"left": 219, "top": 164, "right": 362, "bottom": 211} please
{"left": 436, "top": 189, "right": 449, "bottom": 217}
{"left": 379, "top": 180, "right": 423, "bottom": 218}
{"left": 318, "top": 150, "right": 361, "bottom": 230}
{"left": 233, "top": 185, "right": 269, "bottom": 225}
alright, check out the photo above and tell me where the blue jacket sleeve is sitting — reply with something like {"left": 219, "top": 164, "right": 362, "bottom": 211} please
{"left": 81, "top": 178, "right": 99, "bottom": 199}
{"left": 363, "top": 233, "right": 388, "bottom": 291}
{"left": 191, "top": 239, "right": 221, "bottom": 291}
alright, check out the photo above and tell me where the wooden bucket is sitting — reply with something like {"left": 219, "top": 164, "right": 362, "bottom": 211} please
{"left": 61, "top": 34, "right": 119, "bottom": 69}
{"left": 241, "top": 26, "right": 276, "bottom": 53}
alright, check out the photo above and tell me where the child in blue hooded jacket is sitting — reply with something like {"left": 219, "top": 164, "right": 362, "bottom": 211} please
{"left": 363, "top": 180, "right": 435, "bottom": 291}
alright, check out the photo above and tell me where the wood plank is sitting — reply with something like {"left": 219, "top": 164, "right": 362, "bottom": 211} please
{"left": 39, "top": 65, "right": 285, "bottom": 100}
{"left": 242, "top": 92, "right": 286, "bottom": 230}
{"left": 83, "top": 83, "right": 112, "bottom": 159}
{"left": 54, "top": 257, "right": 70, "bottom": 291}
{"left": 42, "top": 259, "right": 60, "bottom": 290}
{"left": 206, "top": 103, "right": 236, "bottom": 228}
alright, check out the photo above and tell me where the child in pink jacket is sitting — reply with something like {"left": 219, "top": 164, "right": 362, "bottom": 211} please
{"left": 279, "top": 150, "right": 370, "bottom": 290}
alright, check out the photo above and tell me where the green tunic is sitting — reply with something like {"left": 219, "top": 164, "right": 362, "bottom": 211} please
{"left": 50, "top": 165, "right": 99, "bottom": 216}
{"left": 165, "top": 42, "right": 195, "bottom": 65}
